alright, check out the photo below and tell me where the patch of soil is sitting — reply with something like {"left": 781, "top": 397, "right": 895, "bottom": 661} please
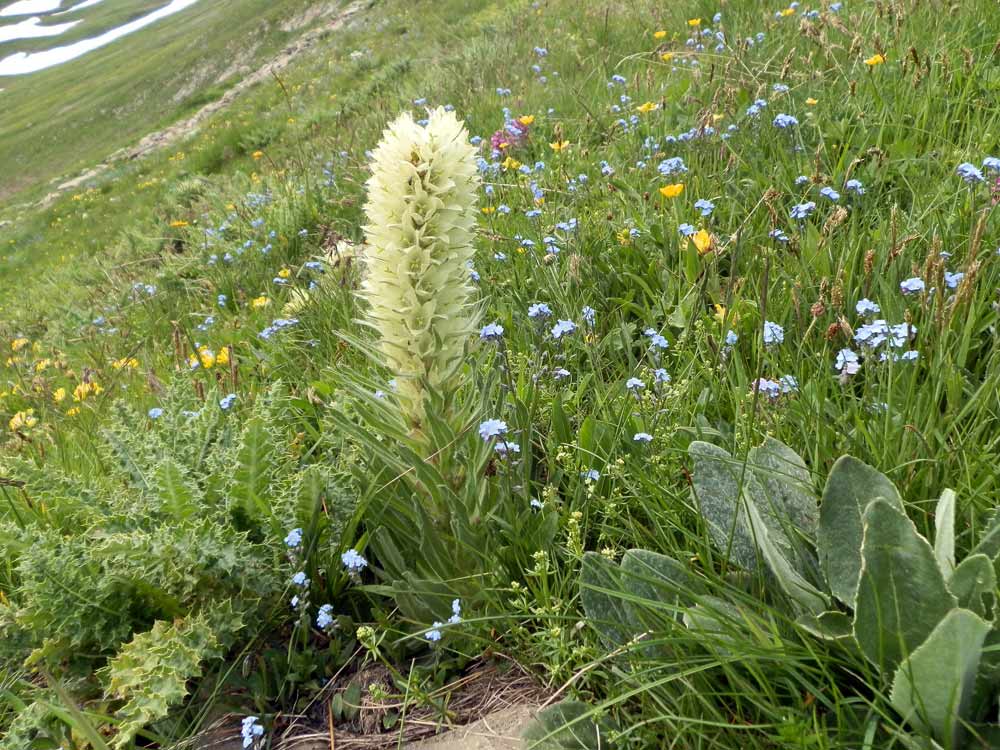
{"left": 189, "top": 659, "right": 548, "bottom": 750}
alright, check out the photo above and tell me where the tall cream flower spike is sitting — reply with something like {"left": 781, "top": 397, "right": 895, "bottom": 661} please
{"left": 362, "top": 107, "right": 481, "bottom": 440}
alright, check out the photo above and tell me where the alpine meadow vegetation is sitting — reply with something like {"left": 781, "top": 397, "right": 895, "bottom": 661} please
{"left": 0, "top": 0, "right": 999, "bottom": 748}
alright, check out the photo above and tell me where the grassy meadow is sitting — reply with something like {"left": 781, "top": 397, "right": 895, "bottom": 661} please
{"left": 0, "top": 0, "right": 341, "bottom": 204}
{"left": 1, "top": 0, "right": 1000, "bottom": 747}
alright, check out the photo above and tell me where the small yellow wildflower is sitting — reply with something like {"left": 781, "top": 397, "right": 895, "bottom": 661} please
{"left": 659, "top": 183, "right": 685, "bottom": 198}
{"left": 66, "top": 407, "right": 80, "bottom": 417}
{"left": 251, "top": 296, "right": 271, "bottom": 310}
{"left": 112, "top": 357, "right": 139, "bottom": 370}
{"left": 501, "top": 155, "right": 522, "bottom": 170}
{"left": 481, "top": 206, "right": 496, "bottom": 215}
{"left": 11, "top": 338, "right": 28, "bottom": 352}
{"left": 653, "top": 30, "right": 667, "bottom": 39}
{"left": 199, "top": 347, "right": 216, "bottom": 369}
{"left": 660, "top": 52, "right": 674, "bottom": 62}
{"left": 169, "top": 220, "right": 189, "bottom": 228}
{"left": 713, "top": 304, "right": 729, "bottom": 324}
{"left": 72, "top": 381, "right": 103, "bottom": 402}
{"left": 252, "top": 150, "right": 264, "bottom": 160}
{"left": 278, "top": 267, "right": 291, "bottom": 279}
{"left": 216, "top": 347, "right": 230, "bottom": 367}
{"left": 806, "top": 97, "right": 819, "bottom": 105}
{"left": 780, "top": 7, "right": 795, "bottom": 16}
{"left": 687, "top": 18, "right": 701, "bottom": 26}
{"left": 636, "top": 101, "right": 658, "bottom": 114}
{"left": 692, "top": 229, "right": 714, "bottom": 254}
{"left": 517, "top": 115, "right": 535, "bottom": 126}
{"left": 9, "top": 409, "right": 37, "bottom": 432}
{"left": 53, "top": 387, "right": 66, "bottom": 403}
{"left": 548, "top": 140, "right": 570, "bottom": 152}
{"left": 865, "top": 53, "right": 886, "bottom": 66}
{"left": 34, "top": 358, "right": 50, "bottom": 373}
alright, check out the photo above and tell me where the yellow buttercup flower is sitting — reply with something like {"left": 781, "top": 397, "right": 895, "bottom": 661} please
{"left": 692, "top": 229, "right": 714, "bottom": 255}
{"left": 660, "top": 52, "right": 674, "bottom": 62}
{"left": 251, "top": 296, "right": 271, "bottom": 310}
{"left": 865, "top": 53, "right": 886, "bottom": 66}
{"left": 482, "top": 206, "right": 496, "bottom": 215}
{"left": 659, "top": 183, "right": 685, "bottom": 198}
{"left": 501, "top": 155, "right": 522, "bottom": 170}
{"left": 252, "top": 150, "right": 264, "bottom": 160}
{"left": 169, "top": 220, "right": 189, "bottom": 228}
{"left": 549, "top": 140, "right": 570, "bottom": 152}
{"left": 687, "top": 18, "right": 701, "bottom": 26}
{"left": 653, "top": 30, "right": 667, "bottom": 39}
{"left": 780, "top": 7, "right": 795, "bottom": 16}
{"left": 9, "top": 409, "right": 37, "bottom": 431}
{"left": 805, "top": 97, "right": 819, "bottom": 105}
{"left": 636, "top": 101, "right": 658, "bottom": 114}
{"left": 72, "top": 381, "right": 103, "bottom": 402}
{"left": 278, "top": 267, "right": 291, "bottom": 279}
{"left": 112, "top": 357, "right": 139, "bottom": 370}
{"left": 517, "top": 114, "right": 535, "bottom": 126}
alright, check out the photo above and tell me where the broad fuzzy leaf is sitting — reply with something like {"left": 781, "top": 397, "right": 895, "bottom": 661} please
{"left": 947, "top": 553, "right": 996, "bottom": 619}
{"left": 579, "top": 552, "right": 632, "bottom": 647}
{"left": 890, "top": 608, "right": 989, "bottom": 747}
{"left": 744, "top": 498, "right": 828, "bottom": 615}
{"left": 934, "top": 489, "right": 956, "bottom": 575}
{"left": 690, "top": 441, "right": 798, "bottom": 569}
{"left": 748, "top": 437, "right": 818, "bottom": 535}
{"left": 854, "top": 500, "right": 956, "bottom": 674}
{"left": 818, "top": 456, "right": 904, "bottom": 606}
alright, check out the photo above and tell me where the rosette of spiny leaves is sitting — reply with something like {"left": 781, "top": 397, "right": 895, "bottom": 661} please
{"left": 0, "top": 381, "right": 356, "bottom": 747}
{"left": 571, "top": 438, "right": 1000, "bottom": 748}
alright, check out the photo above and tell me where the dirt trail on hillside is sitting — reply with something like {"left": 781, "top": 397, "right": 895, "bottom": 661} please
{"left": 36, "top": 0, "right": 364, "bottom": 209}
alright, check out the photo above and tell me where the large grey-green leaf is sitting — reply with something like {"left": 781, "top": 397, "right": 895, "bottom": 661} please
{"left": 690, "top": 441, "right": 800, "bottom": 570}
{"left": 522, "top": 700, "right": 617, "bottom": 749}
{"left": 854, "top": 500, "right": 956, "bottom": 674}
{"left": 970, "top": 509, "right": 1000, "bottom": 561}
{"left": 818, "top": 456, "right": 904, "bottom": 606}
{"left": 744, "top": 497, "right": 828, "bottom": 615}
{"left": 620, "top": 548, "right": 705, "bottom": 617}
{"left": 579, "top": 552, "right": 631, "bottom": 647}
{"left": 889, "top": 608, "right": 989, "bottom": 747}
{"left": 947, "top": 553, "right": 996, "bottom": 620}
{"left": 795, "top": 610, "right": 853, "bottom": 640}
{"left": 934, "top": 489, "right": 956, "bottom": 576}
{"left": 619, "top": 549, "right": 703, "bottom": 655}
{"left": 689, "top": 442, "right": 759, "bottom": 569}
{"left": 748, "top": 437, "right": 818, "bottom": 535}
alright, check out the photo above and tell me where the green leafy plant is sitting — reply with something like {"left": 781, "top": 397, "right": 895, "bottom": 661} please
{"left": 569, "top": 438, "right": 1000, "bottom": 749}
{"left": 0, "top": 383, "right": 357, "bottom": 747}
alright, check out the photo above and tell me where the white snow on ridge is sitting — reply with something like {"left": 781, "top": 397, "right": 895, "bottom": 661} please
{"left": 0, "top": 15, "right": 77, "bottom": 42}
{"left": 0, "top": 0, "right": 201, "bottom": 76}
{"left": 0, "top": 0, "right": 63, "bottom": 17}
